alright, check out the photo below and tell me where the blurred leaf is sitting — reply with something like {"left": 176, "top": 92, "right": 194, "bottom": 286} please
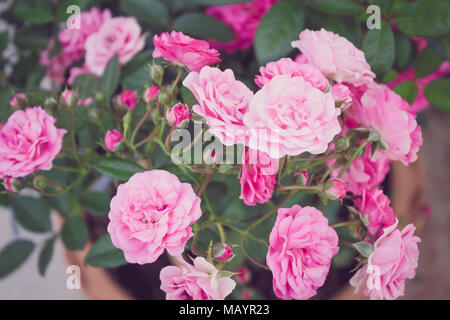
{"left": 321, "top": 15, "right": 360, "bottom": 47}
{"left": 0, "top": 31, "right": 9, "bottom": 53}
{"left": 13, "top": 0, "right": 52, "bottom": 24}
{"left": 332, "top": 246, "right": 355, "bottom": 267}
{"left": 10, "top": 196, "right": 51, "bottom": 233}
{"left": 121, "top": 50, "right": 153, "bottom": 79}
{"left": 255, "top": 0, "right": 305, "bottom": 65}
{"left": 26, "top": 66, "right": 46, "bottom": 89}
{"left": 173, "top": 13, "right": 234, "bottom": 42}
{"left": 14, "top": 29, "right": 49, "bottom": 50}
{"left": 38, "top": 236, "right": 56, "bottom": 277}
{"left": 0, "top": 240, "right": 35, "bottom": 279}
{"left": 100, "top": 55, "right": 120, "bottom": 97}
{"left": 72, "top": 74, "right": 99, "bottom": 99}
{"left": 192, "top": 0, "right": 252, "bottom": 4}
{"left": 93, "top": 157, "right": 146, "bottom": 181}
{"left": 119, "top": 0, "right": 169, "bottom": 27}
{"left": 368, "top": 0, "right": 393, "bottom": 14}
{"left": 394, "top": 81, "right": 418, "bottom": 105}
{"left": 414, "top": 47, "right": 443, "bottom": 78}
{"left": 310, "top": 0, "right": 364, "bottom": 15}
{"left": 362, "top": 21, "right": 395, "bottom": 78}
{"left": 397, "top": 0, "right": 450, "bottom": 37}
{"left": 428, "top": 35, "right": 450, "bottom": 61}
{"left": 79, "top": 191, "right": 110, "bottom": 216}
{"left": 44, "top": 193, "right": 72, "bottom": 218}
{"left": 85, "top": 234, "right": 127, "bottom": 268}
{"left": 425, "top": 78, "right": 450, "bottom": 114}
{"left": 394, "top": 32, "right": 413, "bottom": 71}
{"left": 61, "top": 216, "right": 89, "bottom": 251}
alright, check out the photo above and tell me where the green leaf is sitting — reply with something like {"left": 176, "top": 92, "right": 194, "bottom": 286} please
{"left": 14, "top": 29, "right": 49, "bottom": 50}
{"left": 10, "top": 196, "right": 51, "bottom": 233}
{"left": 121, "top": 50, "right": 153, "bottom": 79}
{"left": 93, "top": 157, "right": 146, "bottom": 181}
{"left": 397, "top": 0, "right": 450, "bottom": 37}
{"left": 119, "top": 0, "right": 169, "bottom": 27}
{"left": 254, "top": 0, "right": 306, "bottom": 65}
{"left": 368, "top": 0, "right": 394, "bottom": 14}
{"left": 72, "top": 74, "right": 99, "bottom": 99}
{"left": 100, "top": 55, "right": 121, "bottom": 97}
{"left": 353, "top": 241, "right": 374, "bottom": 258}
{"left": 79, "top": 191, "right": 110, "bottom": 216}
{"left": 0, "top": 31, "right": 9, "bottom": 53}
{"left": 192, "top": 0, "right": 252, "bottom": 4}
{"left": 38, "top": 236, "right": 56, "bottom": 277}
{"left": 394, "top": 32, "right": 413, "bottom": 70}
{"left": 85, "top": 234, "right": 127, "bottom": 268}
{"left": 394, "top": 81, "right": 418, "bottom": 105}
{"left": 428, "top": 35, "right": 450, "bottom": 61}
{"left": 310, "top": 0, "right": 364, "bottom": 15}
{"left": 13, "top": 0, "right": 52, "bottom": 24}
{"left": 173, "top": 13, "right": 234, "bottom": 42}
{"left": 61, "top": 217, "right": 89, "bottom": 251}
{"left": 414, "top": 47, "right": 443, "bottom": 78}
{"left": 362, "top": 20, "right": 395, "bottom": 78}
{"left": 0, "top": 240, "right": 35, "bottom": 279}
{"left": 425, "top": 78, "right": 450, "bottom": 114}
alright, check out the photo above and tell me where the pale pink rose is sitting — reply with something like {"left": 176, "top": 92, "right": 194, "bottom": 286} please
{"left": 40, "top": 40, "right": 72, "bottom": 85}
{"left": 243, "top": 75, "right": 341, "bottom": 158}
{"left": 332, "top": 83, "right": 353, "bottom": 109}
{"left": 205, "top": 0, "right": 278, "bottom": 52}
{"left": 255, "top": 57, "right": 328, "bottom": 91}
{"left": 292, "top": 29, "right": 375, "bottom": 86}
{"left": 267, "top": 205, "right": 339, "bottom": 300}
{"left": 0, "top": 107, "right": 66, "bottom": 178}
{"left": 67, "top": 65, "right": 91, "bottom": 86}
{"left": 183, "top": 66, "right": 253, "bottom": 146}
{"left": 294, "top": 53, "right": 309, "bottom": 64}
{"left": 10, "top": 93, "right": 25, "bottom": 108}
{"left": 143, "top": 85, "right": 160, "bottom": 103}
{"left": 107, "top": 170, "right": 202, "bottom": 264}
{"left": 348, "top": 83, "right": 422, "bottom": 165}
{"left": 153, "top": 31, "right": 221, "bottom": 72}
{"left": 166, "top": 103, "right": 190, "bottom": 128}
{"left": 239, "top": 148, "right": 279, "bottom": 206}
{"left": 104, "top": 130, "right": 123, "bottom": 152}
{"left": 325, "top": 178, "right": 347, "bottom": 201}
{"left": 350, "top": 221, "right": 420, "bottom": 300}
{"left": 85, "top": 17, "right": 145, "bottom": 76}
{"left": 120, "top": 90, "right": 138, "bottom": 110}
{"left": 160, "top": 256, "right": 236, "bottom": 300}
{"left": 329, "top": 143, "right": 390, "bottom": 195}
{"left": 354, "top": 187, "right": 396, "bottom": 237}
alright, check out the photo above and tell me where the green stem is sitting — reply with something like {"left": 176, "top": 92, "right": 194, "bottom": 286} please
{"left": 338, "top": 140, "right": 370, "bottom": 178}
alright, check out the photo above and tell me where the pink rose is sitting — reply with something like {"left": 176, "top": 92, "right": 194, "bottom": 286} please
{"left": 160, "top": 256, "right": 236, "bottom": 300}
{"left": 213, "top": 243, "right": 234, "bottom": 260}
{"left": 0, "top": 107, "right": 66, "bottom": 178}
{"left": 292, "top": 29, "right": 375, "bottom": 86}
{"left": 119, "top": 90, "right": 138, "bottom": 110}
{"left": 236, "top": 267, "right": 251, "bottom": 284}
{"left": 104, "top": 130, "right": 124, "bottom": 152}
{"left": 267, "top": 205, "right": 339, "bottom": 300}
{"left": 10, "top": 93, "right": 26, "bottom": 108}
{"left": 325, "top": 178, "right": 347, "bottom": 201}
{"left": 3, "top": 177, "right": 17, "bottom": 193}
{"left": 354, "top": 187, "right": 396, "bottom": 238}
{"left": 40, "top": 40, "right": 72, "bottom": 85}
{"left": 183, "top": 66, "right": 253, "bottom": 146}
{"left": 166, "top": 103, "right": 190, "bottom": 128}
{"left": 205, "top": 0, "right": 278, "bottom": 52}
{"left": 153, "top": 31, "right": 221, "bottom": 72}
{"left": 348, "top": 83, "right": 422, "bottom": 165}
{"left": 239, "top": 148, "right": 279, "bottom": 206}
{"left": 143, "top": 85, "right": 160, "bottom": 103}
{"left": 332, "top": 83, "right": 353, "bottom": 110}
{"left": 107, "top": 170, "right": 202, "bottom": 264}
{"left": 243, "top": 75, "right": 341, "bottom": 158}
{"left": 350, "top": 221, "right": 420, "bottom": 300}
{"left": 85, "top": 17, "right": 145, "bottom": 76}
{"left": 255, "top": 57, "right": 329, "bottom": 91}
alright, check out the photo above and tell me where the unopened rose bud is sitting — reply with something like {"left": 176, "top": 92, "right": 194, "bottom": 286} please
{"left": 10, "top": 93, "right": 26, "bottom": 108}
{"left": 104, "top": 129, "right": 124, "bottom": 152}
{"left": 236, "top": 267, "right": 251, "bottom": 284}
{"left": 3, "top": 177, "right": 24, "bottom": 193}
{"left": 335, "top": 137, "right": 350, "bottom": 152}
{"left": 62, "top": 89, "right": 78, "bottom": 108}
{"left": 150, "top": 64, "right": 164, "bottom": 84}
{"left": 119, "top": 90, "right": 138, "bottom": 110}
{"left": 95, "top": 91, "right": 105, "bottom": 103}
{"left": 158, "top": 91, "right": 171, "bottom": 106}
{"left": 166, "top": 103, "right": 190, "bottom": 128}
{"left": 325, "top": 178, "right": 347, "bottom": 201}
{"left": 44, "top": 96, "right": 58, "bottom": 109}
{"left": 33, "top": 175, "right": 48, "bottom": 190}
{"left": 88, "top": 108, "right": 102, "bottom": 124}
{"left": 143, "top": 85, "right": 160, "bottom": 103}
{"left": 213, "top": 243, "right": 234, "bottom": 261}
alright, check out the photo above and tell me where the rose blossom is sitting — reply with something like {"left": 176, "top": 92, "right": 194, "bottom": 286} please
{"left": 205, "top": 0, "right": 278, "bottom": 52}
{"left": 104, "top": 130, "right": 124, "bottom": 152}
{"left": 348, "top": 83, "right": 422, "bottom": 165}
{"left": 0, "top": 107, "right": 66, "bottom": 178}
{"left": 255, "top": 57, "right": 328, "bottom": 91}
{"left": 153, "top": 31, "right": 221, "bottom": 72}
{"left": 166, "top": 103, "right": 190, "bottom": 128}
{"left": 120, "top": 90, "right": 138, "bottom": 110}
{"left": 267, "top": 205, "right": 339, "bottom": 300}
{"left": 39, "top": 40, "right": 72, "bottom": 85}
{"left": 292, "top": 29, "right": 375, "bottom": 86}
{"left": 160, "top": 256, "right": 236, "bottom": 300}
{"left": 143, "top": 85, "right": 160, "bottom": 103}
{"left": 85, "top": 17, "right": 145, "bottom": 76}
{"left": 107, "top": 170, "right": 202, "bottom": 264}
{"left": 243, "top": 75, "right": 341, "bottom": 158}
{"left": 332, "top": 83, "right": 353, "bottom": 110}
{"left": 239, "top": 148, "right": 279, "bottom": 206}
{"left": 183, "top": 66, "right": 253, "bottom": 146}
{"left": 10, "top": 93, "right": 26, "bottom": 108}
{"left": 354, "top": 187, "right": 396, "bottom": 238}
{"left": 350, "top": 221, "right": 420, "bottom": 300}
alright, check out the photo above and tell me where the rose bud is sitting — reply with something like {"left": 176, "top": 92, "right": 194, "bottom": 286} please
{"left": 325, "top": 178, "right": 347, "bottom": 200}
{"left": 10, "top": 93, "right": 26, "bottom": 108}
{"left": 149, "top": 64, "right": 164, "bottom": 84}
{"left": 62, "top": 89, "right": 78, "bottom": 107}
{"left": 120, "top": 90, "right": 138, "bottom": 110}
{"left": 104, "top": 129, "right": 124, "bottom": 152}
{"left": 3, "top": 177, "right": 24, "bottom": 193}
{"left": 213, "top": 243, "right": 234, "bottom": 261}
{"left": 235, "top": 267, "right": 251, "bottom": 285}
{"left": 166, "top": 103, "right": 190, "bottom": 128}
{"left": 33, "top": 175, "right": 48, "bottom": 190}
{"left": 143, "top": 85, "right": 160, "bottom": 103}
